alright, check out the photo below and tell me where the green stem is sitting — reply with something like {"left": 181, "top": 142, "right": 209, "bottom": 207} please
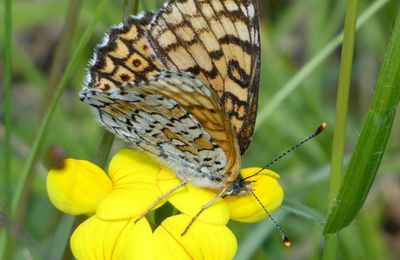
{"left": 1, "top": 0, "right": 13, "bottom": 257}
{"left": 329, "top": 0, "right": 359, "bottom": 211}
{"left": 10, "top": 0, "right": 112, "bottom": 220}
{"left": 2, "top": 0, "right": 12, "bottom": 217}
{"left": 324, "top": 0, "right": 359, "bottom": 256}
{"left": 322, "top": 234, "right": 338, "bottom": 260}
{"left": 255, "top": 0, "right": 389, "bottom": 129}
{"left": 95, "top": 131, "right": 115, "bottom": 166}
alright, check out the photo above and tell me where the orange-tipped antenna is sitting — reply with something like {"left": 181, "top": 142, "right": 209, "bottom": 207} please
{"left": 248, "top": 189, "right": 291, "bottom": 247}
{"left": 244, "top": 122, "right": 327, "bottom": 181}
{"left": 243, "top": 123, "right": 326, "bottom": 247}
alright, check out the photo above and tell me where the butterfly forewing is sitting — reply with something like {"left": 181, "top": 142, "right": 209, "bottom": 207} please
{"left": 147, "top": 0, "right": 260, "bottom": 154}
{"left": 85, "top": 13, "right": 164, "bottom": 91}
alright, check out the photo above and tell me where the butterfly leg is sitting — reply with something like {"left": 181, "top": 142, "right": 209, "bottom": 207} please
{"left": 181, "top": 188, "right": 228, "bottom": 236}
{"left": 135, "top": 179, "right": 188, "bottom": 223}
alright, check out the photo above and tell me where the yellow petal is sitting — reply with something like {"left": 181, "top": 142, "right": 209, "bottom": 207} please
{"left": 157, "top": 169, "right": 230, "bottom": 225}
{"left": 154, "top": 214, "right": 237, "bottom": 260}
{"left": 225, "top": 168, "right": 284, "bottom": 223}
{"left": 97, "top": 149, "right": 164, "bottom": 219}
{"left": 71, "top": 216, "right": 154, "bottom": 260}
{"left": 47, "top": 159, "right": 112, "bottom": 215}
{"left": 108, "top": 149, "right": 162, "bottom": 178}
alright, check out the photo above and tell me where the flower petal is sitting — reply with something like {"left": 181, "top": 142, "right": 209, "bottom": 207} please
{"left": 154, "top": 214, "right": 237, "bottom": 260}
{"left": 71, "top": 216, "right": 154, "bottom": 260}
{"left": 157, "top": 169, "right": 230, "bottom": 225}
{"left": 225, "top": 168, "right": 284, "bottom": 223}
{"left": 47, "top": 159, "right": 112, "bottom": 215}
{"left": 97, "top": 149, "right": 164, "bottom": 219}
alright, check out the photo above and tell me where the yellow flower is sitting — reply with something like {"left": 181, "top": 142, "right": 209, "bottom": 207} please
{"left": 47, "top": 149, "right": 284, "bottom": 259}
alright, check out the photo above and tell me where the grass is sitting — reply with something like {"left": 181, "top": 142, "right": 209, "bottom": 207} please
{"left": 1, "top": 0, "right": 399, "bottom": 259}
{"left": 324, "top": 9, "right": 400, "bottom": 233}
{"left": 2, "top": 0, "right": 13, "bottom": 257}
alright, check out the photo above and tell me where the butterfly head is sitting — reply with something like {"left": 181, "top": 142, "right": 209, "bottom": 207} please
{"left": 225, "top": 176, "right": 254, "bottom": 196}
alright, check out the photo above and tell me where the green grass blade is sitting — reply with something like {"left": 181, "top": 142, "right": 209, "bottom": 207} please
{"left": 324, "top": 11, "right": 400, "bottom": 234}
{"left": 1, "top": 0, "right": 13, "bottom": 256}
{"left": 2, "top": 0, "right": 13, "bottom": 216}
{"left": 328, "top": 0, "right": 359, "bottom": 205}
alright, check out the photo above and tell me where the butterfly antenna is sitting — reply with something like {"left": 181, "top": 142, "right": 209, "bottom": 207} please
{"left": 244, "top": 122, "right": 327, "bottom": 181}
{"left": 247, "top": 188, "right": 291, "bottom": 247}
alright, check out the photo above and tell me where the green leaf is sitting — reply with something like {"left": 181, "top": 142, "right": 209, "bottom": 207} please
{"left": 324, "top": 11, "right": 400, "bottom": 234}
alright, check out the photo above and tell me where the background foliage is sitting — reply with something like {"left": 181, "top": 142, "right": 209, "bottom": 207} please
{"left": 1, "top": 0, "right": 399, "bottom": 259}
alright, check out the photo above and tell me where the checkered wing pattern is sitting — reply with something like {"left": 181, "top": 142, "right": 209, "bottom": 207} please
{"left": 148, "top": 0, "right": 260, "bottom": 154}
{"left": 85, "top": 13, "right": 164, "bottom": 91}
{"left": 84, "top": 0, "right": 260, "bottom": 155}
{"left": 81, "top": 0, "right": 260, "bottom": 187}
{"left": 81, "top": 71, "right": 240, "bottom": 187}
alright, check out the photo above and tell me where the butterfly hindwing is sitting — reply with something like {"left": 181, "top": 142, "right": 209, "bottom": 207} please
{"left": 80, "top": 71, "right": 241, "bottom": 187}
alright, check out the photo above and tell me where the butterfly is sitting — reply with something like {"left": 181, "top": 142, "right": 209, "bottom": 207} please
{"left": 80, "top": 0, "right": 260, "bottom": 198}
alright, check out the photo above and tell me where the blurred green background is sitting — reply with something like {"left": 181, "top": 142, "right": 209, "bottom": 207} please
{"left": 1, "top": 0, "right": 399, "bottom": 259}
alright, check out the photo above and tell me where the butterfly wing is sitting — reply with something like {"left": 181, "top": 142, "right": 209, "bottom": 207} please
{"left": 84, "top": 0, "right": 260, "bottom": 154}
{"left": 147, "top": 0, "right": 260, "bottom": 154}
{"left": 85, "top": 13, "right": 165, "bottom": 91}
{"left": 80, "top": 71, "right": 241, "bottom": 187}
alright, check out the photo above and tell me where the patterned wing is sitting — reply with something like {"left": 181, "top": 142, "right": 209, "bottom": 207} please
{"left": 85, "top": 13, "right": 165, "bottom": 91}
{"left": 80, "top": 71, "right": 241, "bottom": 187}
{"left": 147, "top": 0, "right": 260, "bottom": 154}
